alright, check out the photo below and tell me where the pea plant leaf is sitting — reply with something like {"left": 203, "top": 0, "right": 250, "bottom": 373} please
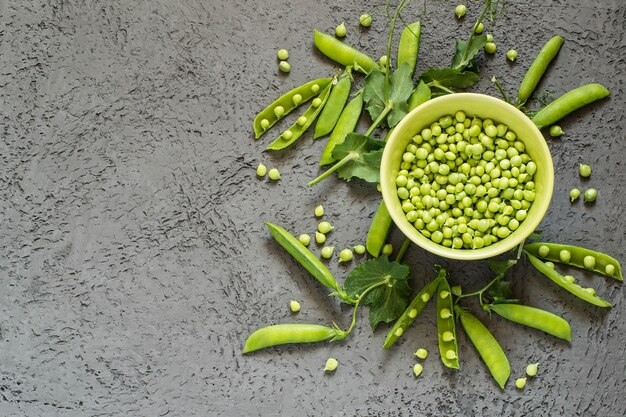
{"left": 343, "top": 256, "right": 412, "bottom": 330}
{"left": 486, "top": 259, "right": 517, "bottom": 276}
{"left": 420, "top": 67, "right": 480, "bottom": 91}
{"left": 451, "top": 34, "right": 488, "bottom": 70}
{"left": 363, "top": 62, "right": 415, "bottom": 128}
{"left": 363, "top": 69, "right": 386, "bottom": 122}
{"left": 308, "top": 133, "right": 385, "bottom": 186}
{"left": 487, "top": 279, "right": 518, "bottom": 305}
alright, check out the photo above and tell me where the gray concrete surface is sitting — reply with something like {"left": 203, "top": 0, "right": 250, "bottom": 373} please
{"left": 1, "top": 0, "right": 625, "bottom": 416}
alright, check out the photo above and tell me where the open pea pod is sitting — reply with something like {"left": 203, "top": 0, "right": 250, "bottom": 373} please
{"left": 383, "top": 269, "right": 444, "bottom": 349}
{"left": 524, "top": 242, "right": 622, "bottom": 281}
{"left": 436, "top": 276, "right": 459, "bottom": 369}
{"left": 253, "top": 77, "right": 332, "bottom": 139}
{"left": 525, "top": 252, "right": 612, "bottom": 308}
{"left": 266, "top": 81, "right": 333, "bottom": 150}
{"left": 456, "top": 306, "right": 510, "bottom": 389}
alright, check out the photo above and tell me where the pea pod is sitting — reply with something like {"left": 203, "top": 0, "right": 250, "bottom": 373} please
{"left": 313, "top": 29, "right": 379, "bottom": 74}
{"left": 243, "top": 323, "right": 347, "bottom": 353}
{"left": 314, "top": 71, "right": 352, "bottom": 139}
{"left": 524, "top": 242, "right": 622, "bottom": 281}
{"left": 531, "top": 83, "right": 610, "bottom": 129}
{"left": 397, "top": 21, "right": 421, "bottom": 77}
{"left": 456, "top": 306, "right": 510, "bottom": 389}
{"left": 266, "top": 81, "right": 333, "bottom": 150}
{"left": 516, "top": 35, "right": 564, "bottom": 107}
{"left": 488, "top": 303, "right": 572, "bottom": 342}
{"left": 437, "top": 276, "right": 459, "bottom": 369}
{"left": 525, "top": 252, "right": 611, "bottom": 308}
{"left": 265, "top": 222, "right": 354, "bottom": 303}
{"left": 366, "top": 201, "right": 393, "bottom": 257}
{"left": 253, "top": 78, "right": 332, "bottom": 138}
{"left": 320, "top": 90, "right": 364, "bottom": 165}
{"left": 383, "top": 269, "right": 444, "bottom": 349}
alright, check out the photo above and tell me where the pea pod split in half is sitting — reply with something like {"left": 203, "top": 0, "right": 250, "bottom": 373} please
{"left": 243, "top": 323, "right": 347, "bottom": 353}
{"left": 314, "top": 70, "right": 352, "bottom": 139}
{"left": 456, "top": 306, "right": 510, "bottom": 389}
{"left": 253, "top": 77, "right": 332, "bottom": 138}
{"left": 383, "top": 269, "right": 444, "bottom": 349}
{"left": 266, "top": 81, "right": 333, "bottom": 150}
{"left": 437, "top": 276, "right": 459, "bottom": 369}
{"left": 487, "top": 303, "right": 572, "bottom": 342}
{"left": 524, "top": 242, "right": 622, "bottom": 281}
{"left": 313, "top": 29, "right": 379, "bottom": 74}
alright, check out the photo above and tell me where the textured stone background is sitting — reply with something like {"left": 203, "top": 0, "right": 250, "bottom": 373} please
{"left": 1, "top": 0, "right": 625, "bottom": 416}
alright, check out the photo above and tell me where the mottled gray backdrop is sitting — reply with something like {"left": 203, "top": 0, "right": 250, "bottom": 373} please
{"left": 1, "top": 0, "right": 625, "bottom": 416}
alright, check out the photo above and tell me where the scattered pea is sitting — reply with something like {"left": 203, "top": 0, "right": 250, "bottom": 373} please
{"left": 339, "top": 248, "right": 353, "bottom": 262}
{"left": 455, "top": 4, "right": 467, "bottom": 18}
{"left": 335, "top": 22, "right": 347, "bottom": 37}
{"left": 277, "top": 49, "right": 289, "bottom": 61}
{"left": 278, "top": 61, "right": 291, "bottom": 73}
{"left": 298, "top": 234, "right": 311, "bottom": 246}
{"left": 315, "top": 232, "right": 326, "bottom": 244}
{"left": 268, "top": 168, "right": 281, "bottom": 180}
{"left": 579, "top": 163, "right": 591, "bottom": 178}
{"left": 506, "top": 49, "right": 518, "bottom": 62}
{"left": 474, "top": 22, "right": 484, "bottom": 34}
{"left": 486, "top": 34, "right": 493, "bottom": 42}
{"left": 382, "top": 243, "right": 393, "bottom": 256}
{"left": 314, "top": 205, "right": 325, "bottom": 217}
{"left": 583, "top": 255, "right": 596, "bottom": 269}
{"left": 354, "top": 244, "right": 366, "bottom": 255}
{"left": 515, "top": 377, "right": 527, "bottom": 389}
{"left": 324, "top": 357, "right": 338, "bottom": 372}
{"left": 318, "top": 221, "right": 333, "bottom": 234}
{"left": 359, "top": 13, "right": 372, "bottom": 27}
{"left": 526, "top": 363, "right": 539, "bottom": 377}
{"left": 256, "top": 163, "right": 267, "bottom": 177}
{"left": 379, "top": 55, "right": 389, "bottom": 67}
{"left": 413, "top": 363, "right": 424, "bottom": 377}
{"left": 290, "top": 300, "right": 301, "bottom": 313}
{"left": 570, "top": 188, "right": 581, "bottom": 202}
{"left": 549, "top": 125, "right": 564, "bottom": 137}
{"left": 415, "top": 348, "right": 428, "bottom": 359}
{"left": 321, "top": 246, "right": 335, "bottom": 259}
{"left": 485, "top": 42, "right": 497, "bottom": 54}
{"left": 583, "top": 188, "right": 597, "bottom": 203}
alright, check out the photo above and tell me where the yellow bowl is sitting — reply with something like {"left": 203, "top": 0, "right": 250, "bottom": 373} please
{"left": 381, "top": 93, "right": 554, "bottom": 260}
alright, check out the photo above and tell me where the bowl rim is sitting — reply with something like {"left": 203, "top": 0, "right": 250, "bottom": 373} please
{"left": 381, "top": 93, "right": 554, "bottom": 261}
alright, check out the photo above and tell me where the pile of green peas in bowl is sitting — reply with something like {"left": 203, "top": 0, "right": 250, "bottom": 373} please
{"left": 381, "top": 93, "right": 554, "bottom": 261}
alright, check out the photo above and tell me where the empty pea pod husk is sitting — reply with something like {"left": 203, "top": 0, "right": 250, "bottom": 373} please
{"left": 314, "top": 71, "right": 352, "bottom": 139}
{"left": 437, "top": 276, "right": 459, "bottom": 369}
{"left": 253, "top": 77, "right": 332, "bottom": 138}
{"left": 456, "top": 306, "right": 510, "bottom": 389}
{"left": 383, "top": 269, "right": 444, "bottom": 349}
{"left": 488, "top": 303, "right": 572, "bottom": 342}
{"left": 531, "top": 83, "right": 610, "bottom": 129}
{"left": 243, "top": 323, "right": 346, "bottom": 353}
{"left": 525, "top": 252, "right": 612, "bottom": 308}
{"left": 266, "top": 81, "right": 333, "bottom": 150}
{"left": 313, "top": 29, "right": 379, "bottom": 74}
{"left": 524, "top": 242, "right": 622, "bottom": 281}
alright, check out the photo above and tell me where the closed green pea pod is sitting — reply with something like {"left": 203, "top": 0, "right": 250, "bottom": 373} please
{"left": 253, "top": 78, "right": 332, "bottom": 138}
{"left": 243, "top": 323, "right": 346, "bottom": 353}
{"left": 313, "top": 29, "right": 379, "bottom": 74}
{"left": 524, "top": 242, "right": 622, "bottom": 281}
{"left": 397, "top": 21, "right": 421, "bottom": 77}
{"left": 525, "top": 252, "right": 612, "bottom": 307}
{"left": 320, "top": 90, "right": 364, "bottom": 165}
{"left": 456, "top": 306, "right": 510, "bottom": 389}
{"left": 267, "top": 81, "right": 334, "bottom": 150}
{"left": 314, "top": 72, "right": 353, "bottom": 139}
{"left": 384, "top": 270, "right": 444, "bottom": 349}
{"left": 437, "top": 277, "right": 459, "bottom": 369}
{"left": 531, "top": 83, "right": 610, "bottom": 129}
{"left": 488, "top": 303, "right": 572, "bottom": 341}
{"left": 366, "top": 201, "right": 394, "bottom": 257}
{"left": 516, "top": 35, "right": 564, "bottom": 107}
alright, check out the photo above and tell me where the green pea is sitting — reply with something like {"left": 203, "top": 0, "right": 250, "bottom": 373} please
{"left": 260, "top": 119, "right": 270, "bottom": 129}
{"left": 440, "top": 308, "right": 452, "bottom": 319}
{"left": 324, "top": 358, "right": 338, "bottom": 371}
{"left": 312, "top": 97, "right": 322, "bottom": 108}
{"left": 339, "top": 248, "right": 353, "bottom": 262}
{"left": 559, "top": 249, "right": 571, "bottom": 263}
{"left": 549, "top": 125, "right": 564, "bottom": 137}
{"left": 445, "top": 350, "right": 457, "bottom": 360}
{"left": 583, "top": 255, "right": 596, "bottom": 269}
{"left": 485, "top": 42, "right": 497, "bottom": 54}
{"left": 474, "top": 22, "right": 484, "bottom": 34}
{"left": 335, "top": 22, "right": 347, "bottom": 37}
{"left": 584, "top": 287, "right": 596, "bottom": 296}
{"left": 579, "top": 163, "right": 591, "bottom": 178}
{"left": 415, "top": 348, "right": 428, "bottom": 359}
{"left": 290, "top": 300, "right": 301, "bottom": 313}
{"left": 455, "top": 4, "right": 467, "bottom": 18}
{"left": 256, "top": 163, "right": 267, "bottom": 177}
{"left": 311, "top": 84, "right": 320, "bottom": 93}
{"left": 526, "top": 363, "right": 539, "bottom": 377}
{"left": 486, "top": 34, "right": 493, "bottom": 42}
{"left": 442, "top": 331, "right": 454, "bottom": 342}
{"left": 563, "top": 275, "right": 575, "bottom": 283}
{"left": 583, "top": 188, "right": 597, "bottom": 202}
{"left": 413, "top": 363, "right": 424, "bottom": 377}
{"left": 359, "top": 13, "right": 372, "bottom": 27}
{"left": 273, "top": 106, "right": 285, "bottom": 117}
{"left": 321, "top": 246, "right": 334, "bottom": 259}
{"left": 570, "top": 188, "right": 581, "bottom": 202}
{"left": 315, "top": 232, "right": 326, "bottom": 244}
{"left": 277, "top": 49, "right": 289, "bottom": 61}
{"left": 354, "top": 244, "right": 366, "bottom": 255}
{"left": 382, "top": 243, "right": 393, "bottom": 256}
{"left": 605, "top": 264, "right": 616, "bottom": 276}
{"left": 515, "top": 377, "right": 527, "bottom": 389}
{"left": 379, "top": 54, "right": 388, "bottom": 66}
{"left": 420, "top": 292, "right": 430, "bottom": 302}
{"left": 268, "top": 168, "right": 281, "bottom": 180}
{"left": 299, "top": 234, "right": 311, "bottom": 246}
{"left": 318, "top": 221, "right": 333, "bottom": 234}
{"left": 506, "top": 49, "right": 518, "bottom": 62}
{"left": 279, "top": 61, "right": 291, "bottom": 73}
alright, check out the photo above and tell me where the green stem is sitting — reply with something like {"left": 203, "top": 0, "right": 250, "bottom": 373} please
{"left": 456, "top": 273, "right": 502, "bottom": 303}
{"left": 308, "top": 152, "right": 355, "bottom": 186}
{"left": 458, "top": 0, "right": 492, "bottom": 67}
{"left": 395, "top": 238, "right": 411, "bottom": 263}
{"left": 345, "top": 276, "right": 391, "bottom": 335}
{"left": 491, "top": 76, "right": 511, "bottom": 104}
{"left": 365, "top": 104, "right": 392, "bottom": 137}
{"left": 428, "top": 82, "right": 455, "bottom": 95}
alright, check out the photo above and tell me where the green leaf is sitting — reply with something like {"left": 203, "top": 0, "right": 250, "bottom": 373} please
{"left": 487, "top": 280, "right": 518, "bottom": 305}
{"left": 344, "top": 256, "right": 412, "bottom": 330}
{"left": 363, "top": 69, "right": 386, "bottom": 122}
{"left": 332, "top": 133, "right": 385, "bottom": 183}
{"left": 452, "top": 34, "right": 488, "bottom": 69}
{"left": 387, "top": 62, "right": 414, "bottom": 127}
{"left": 486, "top": 259, "right": 517, "bottom": 276}
{"left": 421, "top": 67, "right": 480, "bottom": 90}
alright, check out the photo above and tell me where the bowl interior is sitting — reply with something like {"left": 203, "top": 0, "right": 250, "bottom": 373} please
{"left": 381, "top": 93, "right": 554, "bottom": 261}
